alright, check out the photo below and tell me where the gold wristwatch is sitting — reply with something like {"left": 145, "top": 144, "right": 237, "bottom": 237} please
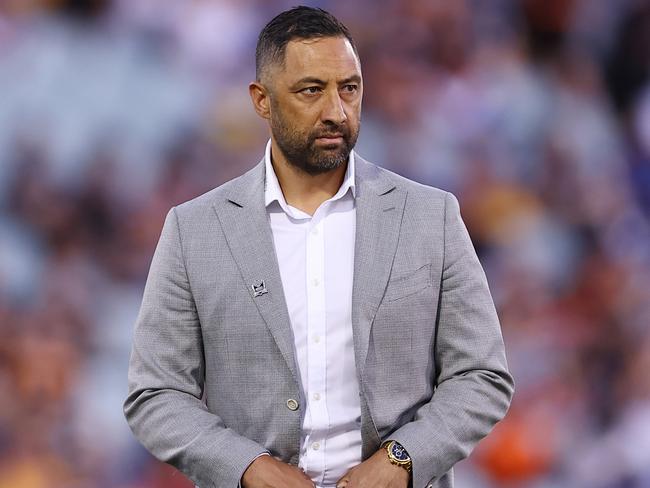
{"left": 382, "top": 440, "right": 412, "bottom": 473}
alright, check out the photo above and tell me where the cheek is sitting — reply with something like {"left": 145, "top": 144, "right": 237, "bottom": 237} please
{"left": 273, "top": 112, "right": 315, "bottom": 143}
{"left": 283, "top": 105, "right": 319, "bottom": 128}
{"left": 345, "top": 101, "right": 362, "bottom": 122}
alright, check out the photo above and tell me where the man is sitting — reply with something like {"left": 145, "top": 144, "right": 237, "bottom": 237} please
{"left": 124, "top": 6, "right": 514, "bottom": 488}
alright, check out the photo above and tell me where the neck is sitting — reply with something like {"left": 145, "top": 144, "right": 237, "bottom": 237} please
{"left": 270, "top": 139, "right": 348, "bottom": 216}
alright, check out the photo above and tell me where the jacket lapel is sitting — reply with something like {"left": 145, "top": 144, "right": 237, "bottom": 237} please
{"left": 212, "top": 161, "right": 299, "bottom": 383}
{"left": 211, "top": 155, "right": 407, "bottom": 455}
{"left": 352, "top": 157, "right": 407, "bottom": 380}
{"left": 353, "top": 157, "right": 407, "bottom": 456}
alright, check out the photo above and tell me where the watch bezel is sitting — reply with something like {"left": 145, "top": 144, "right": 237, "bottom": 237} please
{"left": 382, "top": 440, "right": 412, "bottom": 473}
{"left": 390, "top": 441, "right": 410, "bottom": 461}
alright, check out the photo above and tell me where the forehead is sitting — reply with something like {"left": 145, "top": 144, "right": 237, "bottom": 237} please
{"left": 279, "top": 36, "right": 361, "bottom": 82}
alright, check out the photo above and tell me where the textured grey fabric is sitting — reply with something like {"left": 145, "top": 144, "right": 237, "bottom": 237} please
{"left": 124, "top": 156, "right": 514, "bottom": 488}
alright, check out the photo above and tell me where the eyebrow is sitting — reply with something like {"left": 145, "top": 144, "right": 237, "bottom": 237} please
{"left": 339, "top": 75, "right": 362, "bottom": 85}
{"left": 289, "top": 74, "right": 362, "bottom": 91}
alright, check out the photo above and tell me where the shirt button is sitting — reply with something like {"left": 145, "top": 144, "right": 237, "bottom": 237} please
{"left": 311, "top": 227, "right": 319, "bottom": 236}
{"left": 313, "top": 392, "right": 321, "bottom": 401}
{"left": 286, "top": 399, "right": 299, "bottom": 411}
{"left": 312, "top": 442, "right": 320, "bottom": 451}
{"left": 313, "top": 335, "right": 321, "bottom": 344}
{"left": 312, "top": 278, "right": 320, "bottom": 287}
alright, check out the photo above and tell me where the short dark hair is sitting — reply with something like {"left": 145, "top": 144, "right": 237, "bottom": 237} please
{"left": 255, "top": 6, "right": 358, "bottom": 81}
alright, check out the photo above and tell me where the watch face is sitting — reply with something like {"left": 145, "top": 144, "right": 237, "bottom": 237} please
{"left": 391, "top": 442, "right": 409, "bottom": 461}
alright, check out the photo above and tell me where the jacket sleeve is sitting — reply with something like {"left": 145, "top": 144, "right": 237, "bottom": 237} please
{"left": 389, "top": 192, "right": 515, "bottom": 488}
{"left": 124, "top": 207, "right": 266, "bottom": 488}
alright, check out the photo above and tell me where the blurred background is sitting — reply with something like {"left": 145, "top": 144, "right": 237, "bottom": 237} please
{"left": 1, "top": 0, "right": 650, "bottom": 487}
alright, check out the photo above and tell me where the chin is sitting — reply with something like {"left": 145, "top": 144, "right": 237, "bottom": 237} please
{"left": 306, "top": 158, "right": 347, "bottom": 175}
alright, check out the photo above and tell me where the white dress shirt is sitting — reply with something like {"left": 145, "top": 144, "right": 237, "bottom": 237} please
{"left": 264, "top": 140, "right": 362, "bottom": 488}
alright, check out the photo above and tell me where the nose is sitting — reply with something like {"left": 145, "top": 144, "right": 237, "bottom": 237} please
{"left": 321, "top": 89, "right": 347, "bottom": 125}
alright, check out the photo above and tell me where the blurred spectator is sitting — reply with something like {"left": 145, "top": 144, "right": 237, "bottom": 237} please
{"left": 1, "top": 1, "right": 649, "bottom": 487}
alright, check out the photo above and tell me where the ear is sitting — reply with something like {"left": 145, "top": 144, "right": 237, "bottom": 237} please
{"left": 249, "top": 81, "right": 271, "bottom": 120}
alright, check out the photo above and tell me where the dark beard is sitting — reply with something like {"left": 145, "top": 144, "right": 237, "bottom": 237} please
{"left": 270, "top": 106, "right": 359, "bottom": 176}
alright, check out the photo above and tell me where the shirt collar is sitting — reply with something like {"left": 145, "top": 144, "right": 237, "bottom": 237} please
{"left": 264, "top": 139, "right": 356, "bottom": 212}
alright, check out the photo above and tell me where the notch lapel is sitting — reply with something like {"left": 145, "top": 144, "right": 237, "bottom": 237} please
{"left": 352, "top": 158, "right": 407, "bottom": 380}
{"left": 212, "top": 161, "right": 299, "bottom": 383}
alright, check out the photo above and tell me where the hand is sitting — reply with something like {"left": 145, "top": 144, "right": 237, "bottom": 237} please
{"left": 336, "top": 449, "right": 409, "bottom": 488}
{"left": 241, "top": 455, "right": 316, "bottom": 488}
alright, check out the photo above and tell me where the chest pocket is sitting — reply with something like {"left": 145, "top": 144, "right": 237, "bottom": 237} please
{"left": 383, "top": 264, "right": 432, "bottom": 302}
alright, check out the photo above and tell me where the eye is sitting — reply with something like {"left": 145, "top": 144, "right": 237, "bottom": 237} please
{"left": 301, "top": 86, "right": 322, "bottom": 95}
{"left": 341, "top": 84, "right": 358, "bottom": 93}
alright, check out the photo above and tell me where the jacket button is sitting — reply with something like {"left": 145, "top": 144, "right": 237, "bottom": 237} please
{"left": 286, "top": 398, "right": 299, "bottom": 411}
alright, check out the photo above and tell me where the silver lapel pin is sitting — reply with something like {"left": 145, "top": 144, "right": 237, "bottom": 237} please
{"left": 251, "top": 280, "right": 268, "bottom": 297}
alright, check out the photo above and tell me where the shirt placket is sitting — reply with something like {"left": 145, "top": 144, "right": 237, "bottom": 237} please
{"left": 303, "top": 211, "right": 329, "bottom": 484}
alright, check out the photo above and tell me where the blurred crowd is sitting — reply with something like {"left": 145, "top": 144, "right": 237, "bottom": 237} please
{"left": 1, "top": 0, "right": 650, "bottom": 487}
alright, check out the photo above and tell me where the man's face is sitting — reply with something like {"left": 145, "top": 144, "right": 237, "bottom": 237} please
{"left": 265, "top": 36, "right": 362, "bottom": 175}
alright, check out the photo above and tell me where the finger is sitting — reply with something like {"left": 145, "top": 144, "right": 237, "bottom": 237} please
{"left": 336, "top": 478, "right": 350, "bottom": 488}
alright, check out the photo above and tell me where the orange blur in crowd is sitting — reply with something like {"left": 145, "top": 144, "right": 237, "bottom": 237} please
{"left": 1, "top": 1, "right": 650, "bottom": 487}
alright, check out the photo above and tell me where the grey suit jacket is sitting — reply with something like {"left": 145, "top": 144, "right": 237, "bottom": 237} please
{"left": 124, "top": 156, "right": 514, "bottom": 488}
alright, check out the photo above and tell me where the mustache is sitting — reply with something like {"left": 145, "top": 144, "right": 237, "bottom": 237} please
{"left": 311, "top": 124, "right": 349, "bottom": 140}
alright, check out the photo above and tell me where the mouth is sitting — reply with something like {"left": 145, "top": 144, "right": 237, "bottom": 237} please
{"left": 315, "top": 134, "right": 344, "bottom": 144}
